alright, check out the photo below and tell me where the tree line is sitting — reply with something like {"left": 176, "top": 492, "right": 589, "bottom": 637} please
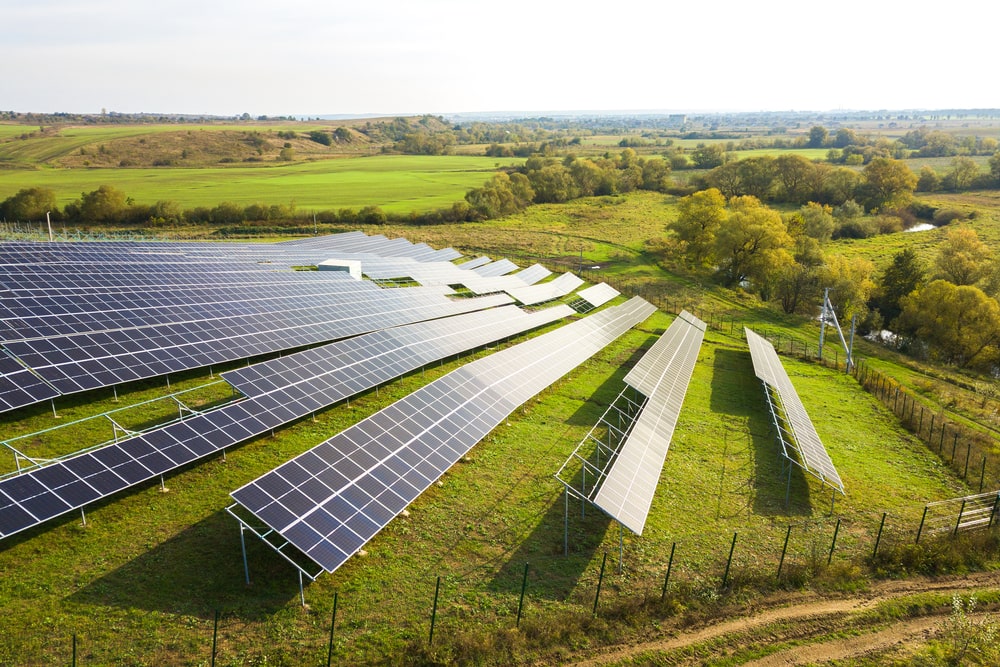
{"left": 666, "top": 184, "right": 1000, "bottom": 374}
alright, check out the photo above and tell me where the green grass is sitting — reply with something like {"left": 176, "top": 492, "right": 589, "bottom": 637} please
{"left": 0, "top": 155, "right": 520, "bottom": 212}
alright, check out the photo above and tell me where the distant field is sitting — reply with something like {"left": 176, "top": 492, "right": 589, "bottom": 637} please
{"left": 0, "top": 155, "right": 520, "bottom": 212}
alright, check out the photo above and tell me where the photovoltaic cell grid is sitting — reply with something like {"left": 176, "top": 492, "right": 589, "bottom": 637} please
{"left": 506, "top": 273, "right": 585, "bottom": 306}
{"left": 744, "top": 328, "right": 844, "bottom": 494}
{"left": 0, "top": 303, "right": 573, "bottom": 540}
{"left": 576, "top": 283, "right": 620, "bottom": 309}
{"left": 4, "top": 288, "right": 512, "bottom": 397}
{"left": 231, "top": 296, "right": 656, "bottom": 573}
{"left": 593, "top": 311, "right": 705, "bottom": 535}
{"left": 0, "top": 354, "right": 58, "bottom": 412}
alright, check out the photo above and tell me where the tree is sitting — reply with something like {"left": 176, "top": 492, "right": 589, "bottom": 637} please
{"left": 669, "top": 188, "right": 727, "bottom": 265}
{"left": 935, "top": 226, "right": 993, "bottom": 286}
{"left": 916, "top": 165, "right": 940, "bottom": 192}
{"left": 807, "top": 125, "right": 828, "bottom": 148}
{"left": 897, "top": 280, "right": 1000, "bottom": 370}
{"left": 713, "top": 195, "right": 792, "bottom": 288}
{"left": 690, "top": 143, "right": 726, "bottom": 169}
{"left": 0, "top": 187, "right": 57, "bottom": 221}
{"left": 990, "top": 150, "right": 1000, "bottom": 184}
{"left": 873, "top": 248, "right": 925, "bottom": 327}
{"left": 799, "top": 202, "right": 835, "bottom": 243}
{"left": 859, "top": 158, "right": 916, "bottom": 212}
{"left": 773, "top": 154, "right": 817, "bottom": 203}
{"left": 942, "top": 156, "right": 979, "bottom": 190}
{"left": 77, "top": 185, "right": 130, "bottom": 224}
{"left": 819, "top": 254, "right": 876, "bottom": 324}
{"left": 308, "top": 130, "right": 332, "bottom": 146}
{"left": 775, "top": 236, "right": 824, "bottom": 314}
{"left": 465, "top": 172, "right": 531, "bottom": 219}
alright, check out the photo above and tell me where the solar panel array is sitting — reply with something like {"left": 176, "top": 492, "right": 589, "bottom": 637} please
{"left": 593, "top": 311, "right": 705, "bottom": 534}
{"left": 0, "top": 234, "right": 529, "bottom": 413}
{"left": 744, "top": 328, "right": 844, "bottom": 494}
{"left": 0, "top": 302, "right": 573, "bottom": 540}
{"left": 231, "top": 296, "right": 656, "bottom": 573}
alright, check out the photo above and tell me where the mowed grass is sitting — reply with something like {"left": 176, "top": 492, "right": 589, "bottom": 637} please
{"left": 0, "top": 294, "right": 972, "bottom": 665}
{"left": 0, "top": 155, "right": 520, "bottom": 213}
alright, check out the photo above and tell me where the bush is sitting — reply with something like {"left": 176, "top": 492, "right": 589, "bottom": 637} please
{"left": 833, "top": 218, "right": 878, "bottom": 239}
{"left": 932, "top": 208, "right": 968, "bottom": 226}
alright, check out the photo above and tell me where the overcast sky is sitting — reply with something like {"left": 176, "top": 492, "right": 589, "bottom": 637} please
{"left": 4, "top": 0, "right": 993, "bottom": 117}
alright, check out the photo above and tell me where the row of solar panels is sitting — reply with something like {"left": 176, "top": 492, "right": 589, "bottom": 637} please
{"left": 0, "top": 301, "right": 575, "bottom": 539}
{"left": 0, "top": 235, "right": 604, "bottom": 414}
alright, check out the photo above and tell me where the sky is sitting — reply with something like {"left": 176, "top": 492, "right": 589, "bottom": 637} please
{"left": 4, "top": 0, "right": 994, "bottom": 117}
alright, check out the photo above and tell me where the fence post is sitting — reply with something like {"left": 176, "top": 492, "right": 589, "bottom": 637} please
{"left": 429, "top": 576, "right": 441, "bottom": 645}
{"left": 873, "top": 512, "right": 887, "bottom": 558}
{"left": 963, "top": 443, "right": 972, "bottom": 479}
{"left": 516, "top": 563, "right": 529, "bottom": 627}
{"left": 990, "top": 494, "right": 1000, "bottom": 529}
{"left": 326, "top": 592, "right": 338, "bottom": 667}
{"left": 777, "top": 525, "right": 791, "bottom": 579}
{"left": 593, "top": 552, "right": 608, "bottom": 615}
{"left": 661, "top": 542, "right": 676, "bottom": 601}
{"left": 918, "top": 407, "right": 924, "bottom": 436}
{"left": 722, "top": 532, "right": 737, "bottom": 589}
{"left": 828, "top": 518, "right": 841, "bottom": 565}
{"left": 916, "top": 506, "right": 929, "bottom": 543}
{"left": 72, "top": 634, "right": 77, "bottom": 667}
{"left": 951, "top": 433, "right": 959, "bottom": 464}
{"left": 980, "top": 457, "right": 987, "bottom": 494}
{"left": 211, "top": 610, "right": 219, "bottom": 667}
{"left": 954, "top": 499, "right": 967, "bottom": 537}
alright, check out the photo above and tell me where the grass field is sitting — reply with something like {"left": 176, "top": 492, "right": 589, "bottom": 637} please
{"left": 1, "top": 186, "right": 993, "bottom": 664}
{"left": 0, "top": 155, "right": 520, "bottom": 213}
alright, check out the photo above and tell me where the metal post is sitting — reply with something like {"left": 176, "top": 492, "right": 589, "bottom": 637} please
{"left": 918, "top": 407, "right": 924, "bottom": 436}
{"left": 239, "top": 524, "right": 250, "bottom": 585}
{"left": 951, "top": 433, "right": 959, "bottom": 464}
{"left": 516, "top": 563, "right": 529, "bottom": 627}
{"left": 954, "top": 499, "right": 967, "bottom": 537}
{"left": 211, "top": 609, "right": 219, "bottom": 667}
{"left": 722, "top": 532, "right": 737, "bottom": 588}
{"left": 777, "top": 525, "right": 791, "bottom": 578}
{"left": 940, "top": 424, "right": 947, "bottom": 453}
{"left": 429, "top": 576, "right": 441, "bottom": 645}
{"left": 298, "top": 570, "right": 305, "bottom": 607}
{"left": 326, "top": 592, "right": 338, "bottom": 667}
{"left": 72, "top": 634, "right": 77, "bottom": 667}
{"left": 874, "top": 512, "right": 887, "bottom": 558}
{"left": 661, "top": 542, "right": 676, "bottom": 601}
{"left": 581, "top": 466, "right": 586, "bottom": 519}
{"left": 80, "top": 508, "right": 87, "bottom": 527}
{"left": 916, "top": 506, "right": 929, "bottom": 543}
{"left": 563, "top": 487, "right": 569, "bottom": 556}
{"left": 593, "top": 552, "right": 607, "bottom": 615}
{"left": 989, "top": 494, "right": 1000, "bottom": 529}
{"left": 618, "top": 523, "right": 623, "bottom": 574}
{"left": 818, "top": 288, "right": 828, "bottom": 359}
{"left": 980, "top": 457, "right": 987, "bottom": 494}
{"left": 828, "top": 518, "right": 841, "bottom": 565}
{"left": 963, "top": 443, "right": 972, "bottom": 479}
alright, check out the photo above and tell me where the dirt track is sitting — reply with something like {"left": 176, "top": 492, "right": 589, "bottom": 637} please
{"left": 569, "top": 571, "right": 1000, "bottom": 666}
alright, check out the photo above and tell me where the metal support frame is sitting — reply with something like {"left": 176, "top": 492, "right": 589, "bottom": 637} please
{"left": 1, "top": 379, "right": 228, "bottom": 481}
{"left": 555, "top": 386, "right": 648, "bottom": 556}
{"left": 226, "top": 503, "right": 323, "bottom": 605}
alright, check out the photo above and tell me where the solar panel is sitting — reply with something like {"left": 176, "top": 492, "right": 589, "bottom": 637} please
{"left": 0, "top": 303, "right": 574, "bottom": 540}
{"left": 231, "top": 296, "right": 656, "bottom": 573}
{"left": 592, "top": 311, "right": 705, "bottom": 534}
{"left": 744, "top": 328, "right": 844, "bottom": 494}
{"left": 472, "top": 258, "right": 518, "bottom": 277}
{"left": 576, "top": 283, "right": 620, "bottom": 309}
{"left": 0, "top": 355, "right": 59, "bottom": 413}
{"left": 506, "top": 273, "right": 585, "bottom": 306}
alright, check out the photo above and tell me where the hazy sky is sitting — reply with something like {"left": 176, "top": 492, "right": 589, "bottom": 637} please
{"left": 5, "top": 0, "right": 993, "bottom": 117}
